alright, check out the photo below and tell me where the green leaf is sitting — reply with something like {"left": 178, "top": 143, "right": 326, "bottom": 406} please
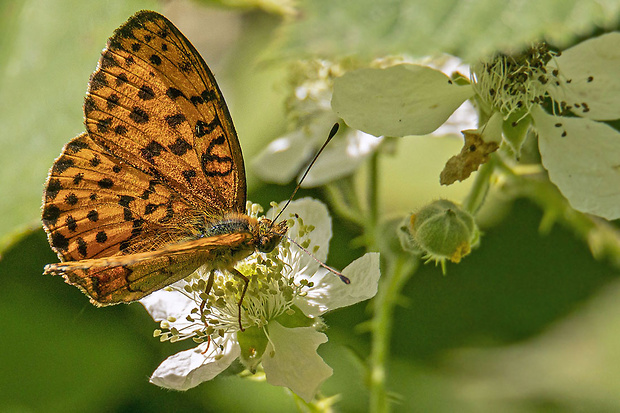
{"left": 332, "top": 64, "right": 473, "bottom": 137}
{"left": 276, "top": 0, "right": 620, "bottom": 61}
{"left": 0, "top": 0, "right": 157, "bottom": 249}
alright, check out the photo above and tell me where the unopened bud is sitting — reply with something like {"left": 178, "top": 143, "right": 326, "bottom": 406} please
{"left": 399, "top": 199, "right": 479, "bottom": 273}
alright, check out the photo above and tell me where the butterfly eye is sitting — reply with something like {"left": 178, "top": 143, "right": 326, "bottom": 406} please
{"left": 257, "top": 236, "right": 279, "bottom": 253}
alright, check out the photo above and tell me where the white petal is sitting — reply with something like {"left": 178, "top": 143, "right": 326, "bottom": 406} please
{"left": 301, "top": 130, "right": 384, "bottom": 187}
{"left": 332, "top": 64, "right": 474, "bottom": 137}
{"left": 547, "top": 32, "right": 620, "bottom": 121}
{"left": 140, "top": 283, "right": 195, "bottom": 322}
{"left": 296, "top": 252, "right": 381, "bottom": 316}
{"left": 150, "top": 336, "right": 240, "bottom": 391}
{"left": 431, "top": 100, "right": 478, "bottom": 137}
{"left": 252, "top": 130, "right": 314, "bottom": 184}
{"left": 262, "top": 321, "right": 332, "bottom": 403}
{"left": 270, "top": 198, "right": 332, "bottom": 275}
{"left": 533, "top": 107, "right": 620, "bottom": 220}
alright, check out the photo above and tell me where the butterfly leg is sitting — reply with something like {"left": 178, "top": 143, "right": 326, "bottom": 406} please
{"left": 201, "top": 336, "right": 212, "bottom": 354}
{"left": 230, "top": 268, "right": 249, "bottom": 332}
{"left": 199, "top": 270, "right": 216, "bottom": 321}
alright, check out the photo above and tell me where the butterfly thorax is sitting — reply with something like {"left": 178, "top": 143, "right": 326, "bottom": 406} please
{"left": 198, "top": 212, "right": 288, "bottom": 254}
{"left": 199, "top": 213, "right": 257, "bottom": 238}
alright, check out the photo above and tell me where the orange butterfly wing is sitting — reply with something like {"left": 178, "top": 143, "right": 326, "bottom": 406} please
{"left": 42, "top": 11, "right": 254, "bottom": 305}
{"left": 44, "top": 233, "right": 253, "bottom": 305}
{"left": 43, "top": 132, "right": 198, "bottom": 261}
{"left": 85, "top": 10, "right": 246, "bottom": 213}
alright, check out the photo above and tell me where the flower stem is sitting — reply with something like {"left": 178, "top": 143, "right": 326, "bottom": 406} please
{"left": 324, "top": 179, "right": 366, "bottom": 227}
{"left": 462, "top": 155, "right": 496, "bottom": 213}
{"left": 368, "top": 150, "right": 380, "bottom": 232}
{"left": 369, "top": 253, "right": 418, "bottom": 413}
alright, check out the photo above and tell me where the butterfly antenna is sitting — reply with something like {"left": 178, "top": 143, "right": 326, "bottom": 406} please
{"left": 272, "top": 123, "right": 340, "bottom": 224}
{"left": 286, "top": 235, "right": 350, "bottom": 284}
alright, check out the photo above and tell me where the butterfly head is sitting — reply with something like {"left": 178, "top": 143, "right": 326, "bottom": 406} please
{"left": 255, "top": 219, "right": 288, "bottom": 253}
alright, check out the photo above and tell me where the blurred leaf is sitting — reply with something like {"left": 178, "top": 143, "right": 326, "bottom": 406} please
{"left": 0, "top": 0, "right": 157, "bottom": 249}
{"left": 275, "top": 0, "right": 620, "bottom": 61}
{"left": 198, "top": 0, "right": 296, "bottom": 15}
{"left": 452, "top": 279, "right": 620, "bottom": 411}
{"left": 0, "top": 229, "right": 154, "bottom": 412}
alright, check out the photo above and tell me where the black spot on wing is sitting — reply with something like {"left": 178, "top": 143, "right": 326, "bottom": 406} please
{"left": 141, "top": 141, "right": 166, "bottom": 163}
{"left": 64, "top": 193, "right": 78, "bottom": 206}
{"left": 130, "top": 107, "right": 149, "bottom": 124}
{"left": 66, "top": 215, "right": 77, "bottom": 232}
{"left": 43, "top": 205, "right": 61, "bottom": 226}
{"left": 150, "top": 54, "right": 162, "bottom": 65}
{"left": 166, "top": 114, "right": 186, "bottom": 128}
{"left": 118, "top": 195, "right": 134, "bottom": 208}
{"left": 166, "top": 87, "right": 185, "bottom": 100}
{"left": 98, "top": 178, "right": 114, "bottom": 189}
{"left": 96, "top": 231, "right": 108, "bottom": 243}
{"left": 169, "top": 138, "right": 192, "bottom": 156}
{"left": 46, "top": 179, "right": 62, "bottom": 201}
{"left": 87, "top": 210, "right": 99, "bottom": 222}
{"left": 51, "top": 232, "right": 69, "bottom": 251}
{"left": 138, "top": 85, "right": 155, "bottom": 100}
{"left": 76, "top": 237, "right": 88, "bottom": 257}
{"left": 53, "top": 157, "right": 74, "bottom": 175}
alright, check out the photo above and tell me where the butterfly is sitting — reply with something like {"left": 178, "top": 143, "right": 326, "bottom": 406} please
{"left": 41, "top": 10, "right": 287, "bottom": 325}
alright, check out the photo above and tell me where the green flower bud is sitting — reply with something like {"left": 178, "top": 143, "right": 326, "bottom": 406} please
{"left": 399, "top": 199, "right": 480, "bottom": 273}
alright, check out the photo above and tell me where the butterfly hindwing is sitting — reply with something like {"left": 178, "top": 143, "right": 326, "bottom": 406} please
{"left": 84, "top": 10, "right": 246, "bottom": 214}
{"left": 44, "top": 233, "right": 254, "bottom": 305}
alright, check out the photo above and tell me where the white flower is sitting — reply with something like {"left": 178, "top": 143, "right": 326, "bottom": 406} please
{"left": 140, "top": 198, "right": 381, "bottom": 402}
{"left": 252, "top": 60, "right": 383, "bottom": 187}
{"left": 332, "top": 33, "right": 620, "bottom": 219}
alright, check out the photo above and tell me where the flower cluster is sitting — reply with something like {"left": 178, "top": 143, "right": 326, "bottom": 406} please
{"left": 140, "top": 198, "right": 381, "bottom": 402}
{"left": 332, "top": 33, "right": 620, "bottom": 220}
{"left": 252, "top": 60, "right": 383, "bottom": 187}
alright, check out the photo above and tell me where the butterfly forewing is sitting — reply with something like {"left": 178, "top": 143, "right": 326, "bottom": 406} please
{"left": 43, "top": 132, "right": 198, "bottom": 262}
{"left": 84, "top": 11, "right": 246, "bottom": 214}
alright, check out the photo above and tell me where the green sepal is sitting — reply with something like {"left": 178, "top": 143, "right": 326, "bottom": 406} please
{"left": 274, "top": 305, "right": 314, "bottom": 328}
{"left": 237, "top": 326, "right": 269, "bottom": 373}
{"left": 502, "top": 111, "right": 532, "bottom": 158}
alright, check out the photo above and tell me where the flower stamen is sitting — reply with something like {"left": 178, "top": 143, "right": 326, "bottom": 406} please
{"left": 471, "top": 43, "right": 563, "bottom": 121}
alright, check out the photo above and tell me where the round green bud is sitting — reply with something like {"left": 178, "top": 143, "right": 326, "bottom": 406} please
{"left": 400, "top": 200, "right": 479, "bottom": 271}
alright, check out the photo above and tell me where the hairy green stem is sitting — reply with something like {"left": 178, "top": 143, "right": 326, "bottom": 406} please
{"left": 369, "top": 254, "right": 418, "bottom": 413}
{"left": 367, "top": 151, "right": 380, "bottom": 232}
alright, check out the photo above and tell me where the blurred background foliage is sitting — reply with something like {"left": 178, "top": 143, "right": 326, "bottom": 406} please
{"left": 1, "top": 0, "right": 619, "bottom": 412}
